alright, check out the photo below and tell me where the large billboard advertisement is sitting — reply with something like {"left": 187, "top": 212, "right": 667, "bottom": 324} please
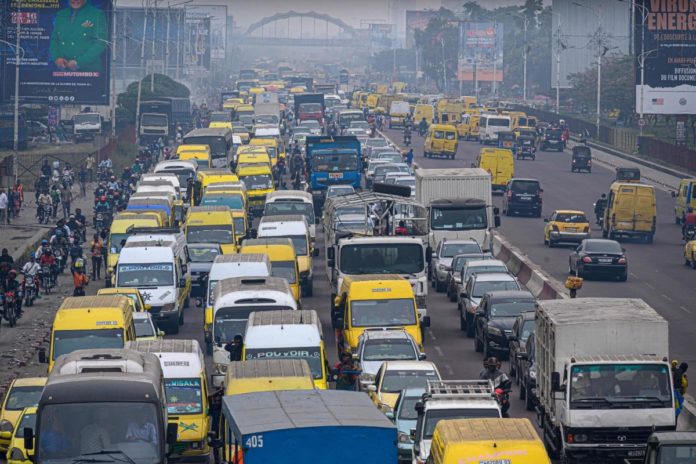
{"left": 185, "top": 5, "right": 226, "bottom": 61}
{"left": 634, "top": 0, "right": 696, "bottom": 114}
{"left": 184, "top": 7, "right": 212, "bottom": 74}
{"left": 405, "top": 10, "right": 438, "bottom": 48}
{"left": 1, "top": 0, "right": 113, "bottom": 105}
{"left": 458, "top": 22, "right": 504, "bottom": 82}
{"left": 369, "top": 23, "right": 394, "bottom": 54}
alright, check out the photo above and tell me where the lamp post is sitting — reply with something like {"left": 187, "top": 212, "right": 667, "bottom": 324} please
{"left": 135, "top": 1, "right": 149, "bottom": 146}
{"left": 552, "top": 11, "right": 564, "bottom": 115}
{"left": 441, "top": 38, "right": 447, "bottom": 96}
{"left": 506, "top": 12, "right": 530, "bottom": 102}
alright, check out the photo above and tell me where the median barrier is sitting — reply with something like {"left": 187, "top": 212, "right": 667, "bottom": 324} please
{"left": 678, "top": 394, "right": 696, "bottom": 431}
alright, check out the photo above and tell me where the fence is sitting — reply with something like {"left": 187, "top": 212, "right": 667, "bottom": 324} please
{"left": 517, "top": 106, "right": 695, "bottom": 173}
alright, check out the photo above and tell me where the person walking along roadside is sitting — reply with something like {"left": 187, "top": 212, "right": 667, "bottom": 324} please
{"left": 0, "top": 189, "right": 8, "bottom": 225}
{"left": 90, "top": 233, "right": 103, "bottom": 280}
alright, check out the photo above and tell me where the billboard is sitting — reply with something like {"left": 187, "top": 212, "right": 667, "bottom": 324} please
{"left": 634, "top": 0, "right": 696, "bottom": 114}
{"left": 458, "top": 22, "right": 504, "bottom": 82}
{"left": 405, "top": 10, "right": 438, "bottom": 48}
{"left": 185, "top": 5, "right": 226, "bottom": 61}
{"left": 1, "top": 0, "right": 113, "bottom": 105}
{"left": 369, "top": 23, "right": 394, "bottom": 54}
{"left": 184, "top": 7, "right": 212, "bottom": 74}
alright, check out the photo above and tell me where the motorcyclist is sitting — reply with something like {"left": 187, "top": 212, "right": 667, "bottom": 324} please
{"left": 333, "top": 351, "right": 361, "bottom": 391}
{"left": 3, "top": 269, "right": 22, "bottom": 317}
{"left": 479, "top": 357, "right": 511, "bottom": 417}
{"left": 22, "top": 254, "right": 41, "bottom": 297}
{"left": 682, "top": 207, "right": 696, "bottom": 240}
{"left": 35, "top": 239, "right": 51, "bottom": 260}
{"left": 594, "top": 193, "right": 608, "bottom": 225}
{"left": 107, "top": 176, "right": 120, "bottom": 192}
{"left": 38, "top": 248, "right": 57, "bottom": 285}
{"left": 37, "top": 190, "right": 52, "bottom": 220}
{"left": 131, "top": 158, "right": 142, "bottom": 175}
{"left": 0, "top": 248, "right": 14, "bottom": 282}
{"left": 74, "top": 208, "right": 87, "bottom": 231}
{"left": 66, "top": 214, "right": 83, "bottom": 243}
{"left": 418, "top": 118, "right": 428, "bottom": 136}
{"left": 71, "top": 259, "right": 89, "bottom": 296}
{"left": 50, "top": 185, "right": 61, "bottom": 218}
{"left": 403, "top": 125, "right": 412, "bottom": 145}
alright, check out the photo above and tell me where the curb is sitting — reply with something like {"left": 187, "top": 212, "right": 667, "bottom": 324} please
{"left": 678, "top": 394, "right": 696, "bottom": 431}
{"left": 12, "top": 227, "right": 51, "bottom": 263}
{"left": 490, "top": 232, "right": 568, "bottom": 300}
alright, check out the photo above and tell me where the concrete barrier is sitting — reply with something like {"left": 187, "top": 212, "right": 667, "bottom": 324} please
{"left": 678, "top": 394, "right": 696, "bottom": 431}
{"left": 490, "top": 232, "right": 568, "bottom": 300}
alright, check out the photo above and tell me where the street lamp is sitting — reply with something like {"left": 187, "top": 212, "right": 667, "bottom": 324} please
{"left": 441, "top": 38, "right": 447, "bottom": 96}
{"left": 506, "top": 12, "right": 530, "bottom": 102}
{"left": 551, "top": 11, "right": 565, "bottom": 114}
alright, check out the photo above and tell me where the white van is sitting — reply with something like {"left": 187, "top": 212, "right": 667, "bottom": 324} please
{"left": 116, "top": 237, "right": 190, "bottom": 334}
{"left": 263, "top": 190, "right": 316, "bottom": 241}
{"left": 203, "top": 253, "right": 272, "bottom": 309}
{"left": 210, "top": 276, "right": 296, "bottom": 385}
{"left": 479, "top": 114, "right": 512, "bottom": 144}
{"left": 135, "top": 181, "right": 180, "bottom": 201}
{"left": 154, "top": 159, "right": 198, "bottom": 199}
{"left": 389, "top": 101, "right": 411, "bottom": 128}
{"left": 126, "top": 339, "right": 210, "bottom": 460}
{"left": 244, "top": 309, "right": 329, "bottom": 389}
{"left": 257, "top": 214, "right": 316, "bottom": 296}
{"left": 140, "top": 173, "right": 181, "bottom": 198}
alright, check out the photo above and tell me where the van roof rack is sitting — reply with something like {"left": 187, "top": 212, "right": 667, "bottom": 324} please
{"left": 424, "top": 380, "right": 495, "bottom": 399}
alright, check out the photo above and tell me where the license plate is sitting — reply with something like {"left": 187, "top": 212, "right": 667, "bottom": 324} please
{"left": 598, "top": 258, "right": 613, "bottom": 263}
{"left": 329, "top": 172, "right": 343, "bottom": 179}
{"left": 566, "top": 227, "right": 576, "bottom": 232}
{"left": 628, "top": 450, "right": 645, "bottom": 457}
{"left": 549, "top": 140, "right": 558, "bottom": 144}
{"left": 480, "top": 460, "right": 511, "bottom": 464}
{"left": 518, "top": 195, "right": 532, "bottom": 201}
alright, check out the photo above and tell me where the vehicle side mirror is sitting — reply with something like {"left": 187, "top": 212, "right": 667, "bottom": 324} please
{"left": 38, "top": 349, "right": 47, "bottom": 364}
{"left": 367, "top": 384, "right": 377, "bottom": 392}
{"left": 418, "top": 353, "right": 427, "bottom": 361}
{"left": 421, "top": 316, "right": 431, "bottom": 328}
{"left": 313, "top": 248, "right": 319, "bottom": 257}
{"left": 507, "top": 335, "right": 517, "bottom": 342}
{"left": 157, "top": 330, "right": 165, "bottom": 338}
{"left": 475, "top": 309, "right": 485, "bottom": 317}
{"left": 181, "top": 264, "right": 187, "bottom": 274}
{"left": 145, "top": 304, "right": 152, "bottom": 311}
{"left": 460, "top": 292, "right": 468, "bottom": 299}
{"left": 179, "top": 278, "right": 186, "bottom": 288}
{"left": 493, "top": 207, "right": 500, "bottom": 215}
{"left": 470, "top": 163, "right": 476, "bottom": 168}
{"left": 385, "top": 411, "right": 394, "bottom": 420}
{"left": 327, "top": 258, "right": 335, "bottom": 268}
{"left": 517, "top": 352, "right": 528, "bottom": 361}
{"left": 540, "top": 188, "right": 544, "bottom": 193}
{"left": 671, "top": 191, "right": 676, "bottom": 198}
{"left": 23, "top": 428, "right": 33, "bottom": 451}
{"left": 494, "top": 216, "right": 501, "bottom": 228}
{"left": 551, "top": 371, "right": 562, "bottom": 392}
{"left": 166, "top": 423, "right": 178, "bottom": 445}
{"left": 327, "top": 247, "right": 335, "bottom": 260}
{"left": 410, "top": 428, "right": 417, "bottom": 441}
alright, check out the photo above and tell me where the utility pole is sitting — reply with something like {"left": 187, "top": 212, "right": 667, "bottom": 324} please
{"left": 492, "top": 22, "right": 497, "bottom": 97}
{"left": 13, "top": 3, "right": 22, "bottom": 185}
{"left": 522, "top": 16, "right": 528, "bottom": 102}
{"left": 135, "top": 0, "right": 149, "bottom": 146}
{"left": 441, "top": 38, "right": 447, "bottom": 95}
{"left": 165, "top": 3, "right": 170, "bottom": 73}
{"left": 150, "top": 0, "right": 157, "bottom": 92}
{"left": 553, "top": 12, "right": 563, "bottom": 115}
{"left": 111, "top": 0, "right": 117, "bottom": 138}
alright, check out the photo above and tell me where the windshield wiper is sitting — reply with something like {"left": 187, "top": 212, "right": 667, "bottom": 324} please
{"left": 77, "top": 449, "right": 137, "bottom": 464}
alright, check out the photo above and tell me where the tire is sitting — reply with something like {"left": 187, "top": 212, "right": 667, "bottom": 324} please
{"left": 482, "top": 337, "right": 490, "bottom": 358}
{"left": 459, "top": 313, "right": 466, "bottom": 331}
{"left": 618, "top": 272, "right": 628, "bottom": 282}
{"left": 588, "top": 168, "right": 591, "bottom": 173}
{"left": 548, "top": 239, "right": 555, "bottom": 248}
{"left": 509, "top": 360, "right": 516, "bottom": 378}
{"left": 525, "top": 386, "right": 535, "bottom": 411}
{"left": 466, "top": 313, "right": 475, "bottom": 338}
{"left": 178, "top": 308, "right": 185, "bottom": 326}
{"left": 646, "top": 234, "right": 654, "bottom": 244}
{"left": 519, "top": 380, "right": 526, "bottom": 400}
{"left": 544, "top": 237, "right": 548, "bottom": 246}
{"left": 306, "top": 279, "right": 314, "bottom": 297}
{"left": 474, "top": 332, "right": 483, "bottom": 352}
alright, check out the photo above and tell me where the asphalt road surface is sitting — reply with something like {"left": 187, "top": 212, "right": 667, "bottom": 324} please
{"left": 384, "top": 127, "right": 694, "bottom": 369}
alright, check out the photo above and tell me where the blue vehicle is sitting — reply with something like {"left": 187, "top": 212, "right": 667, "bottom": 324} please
{"left": 305, "top": 135, "right": 362, "bottom": 208}
{"left": 390, "top": 388, "right": 424, "bottom": 462}
{"left": 125, "top": 198, "right": 172, "bottom": 218}
{"left": 218, "top": 389, "right": 397, "bottom": 464}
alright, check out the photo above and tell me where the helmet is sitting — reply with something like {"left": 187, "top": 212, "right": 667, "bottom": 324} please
{"left": 484, "top": 357, "right": 500, "bottom": 369}
{"left": 30, "top": 252, "right": 35, "bottom": 259}
{"left": 69, "top": 214, "right": 75, "bottom": 220}
{"left": 55, "top": 230, "right": 63, "bottom": 238}
{"left": 601, "top": 193, "right": 607, "bottom": 198}
{"left": 110, "top": 176, "right": 116, "bottom": 181}
{"left": 8, "top": 269, "right": 16, "bottom": 278}
{"left": 41, "top": 239, "right": 48, "bottom": 246}
{"left": 340, "top": 350, "right": 352, "bottom": 361}
{"left": 100, "top": 196, "right": 107, "bottom": 202}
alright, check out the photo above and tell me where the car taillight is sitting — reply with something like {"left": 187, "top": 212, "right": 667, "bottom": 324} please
{"left": 583, "top": 226, "right": 590, "bottom": 232}
{"left": 618, "top": 257, "right": 627, "bottom": 264}
{"left": 582, "top": 256, "right": 593, "bottom": 263}
{"left": 506, "top": 190, "right": 512, "bottom": 199}
{"left": 588, "top": 160, "right": 592, "bottom": 165}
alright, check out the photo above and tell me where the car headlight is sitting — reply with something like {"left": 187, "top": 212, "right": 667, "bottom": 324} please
{"left": 0, "top": 419, "right": 14, "bottom": 432}
{"left": 161, "top": 303, "right": 176, "bottom": 313}
{"left": 487, "top": 326, "right": 502, "bottom": 337}
{"left": 214, "top": 363, "right": 228, "bottom": 374}
{"left": 9, "top": 448, "right": 25, "bottom": 461}
{"left": 398, "top": 432, "right": 411, "bottom": 444}
{"left": 359, "top": 373, "right": 375, "bottom": 383}
{"left": 573, "top": 433, "right": 588, "bottom": 443}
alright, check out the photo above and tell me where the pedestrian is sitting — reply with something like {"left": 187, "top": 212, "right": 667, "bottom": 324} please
{"left": 85, "top": 154, "right": 95, "bottom": 182}
{"left": 15, "top": 181, "right": 23, "bottom": 209}
{"left": 207, "top": 383, "right": 224, "bottom": 433}
{"left": 78, "top": 166, "right": 87, "bottom": 197}
{"left": 406, "top": 148, "right": 414, "bottom": 166}
{"left": 0, "top": 189, "right": 8, "bottom": 225}
{"left": 90, "top": 233, "right": 103, "bottom": 280}
{"left": 6, "top": 188, "right": 15, "bottom": 222}
{"left": 60, "top": 184, "right": 72, "bottom": 219}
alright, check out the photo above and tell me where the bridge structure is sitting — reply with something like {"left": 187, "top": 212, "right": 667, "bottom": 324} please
{"left": 235, "top": 11, "right": 364, "bottom": 48}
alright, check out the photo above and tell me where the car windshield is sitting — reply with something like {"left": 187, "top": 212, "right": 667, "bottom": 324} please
{"left": 395, "top": 178, "right": 416, "bottom": 188}
{"left": 134, "top": 318, "right": 156, "bottom": 338}
{"left": 570, "top": 364, "right": 672, "bottom": 407}
{"left": 245, "top": 346, "right": 323, "bottom": 379}
{"left": 423, "top": 408, "right": 501, "bottom": 439}
{"left": 363, "top": 339, "right": 417, "bottom": 361}
{"left": 441, "top": 242, "right": 482, "bottom": 257}
{"left": 378, "top": 154, "right": 403, "bottom": 163}
{"left": 340, "top": 243, "right": 424, "bottom": 275}
{"left": 240, "top": 174, "right": 273, "bottom": 190}
{"left": 300, "top": 120, "right": 320, "bottom": 128}
{"left": 201, "top": 194, "right": 244, "bottom": 210}
{"left": 398, "top": 396, "right": 420, "bottom": 420}
{"left": 36, "top": 402, "right": 161, "bottom": 464}
{"left": 52, "top": 329, "right": 124, "bottom": 360}
{"left": 327, "top": 186, "right": 355, "bottom": 198}
{"left": 351, "top": 299, "right": 417, "bottom": 327}
{"left": 271, "top": 260, "right": 297, "bottom": 284}
{"left": 117, "top": 263, "right": 174, "bottom": 287}
{"left": 585, "top": 240, "right": 622, "bottom": 254}
{"left": 431, "top": 207, "right": 487, "bottom": 231}
{"left": 265, "top": 202, "right": 315, "bottom": 222}
{"left": 381, "top": 370, "right": 439, "bottom": 394}
{"left": 165, "top": 378, "right": 203, "bottom": 415}
{"left": 555, "top": 213, "right": 588, "bottom": 223}
{"left": 4, "top": 386, "right": 43, "bottom": 410}
{"left": 511, "top": 181, "right": 540, "bottom": 194}
{"left": 141, "top": 114, "right": 166, "bottom": 126}
{"left": 312, "top": 153, "right": 359, "bottom": 172}
{"left": 187, "top": 246, "right": 220, "bottom": 263}
{"left": 464, "top": 265, "right": 508, "bottom": 283}
{"left": 519, "top": 319, "right": 535, "bottom": 342}
{"left": 187, "top": 225, "right": 234, "bottom": 244}
{"left": 657, "top": 445, "right": 696, "bottom": 463}
{"left": 109, "top": 233, "right": 130, "bottom": 253}
{"left": 472, "top": 279, "right": 519, "bottom": 298}
{"left": 490, "top": 299, "right": 535, "bottom": 317}
{"left": 367, "top": 139, "right": 388, "bottom": 147}
{"left": 210, "top": 113, "right": 229, "bottom": 122}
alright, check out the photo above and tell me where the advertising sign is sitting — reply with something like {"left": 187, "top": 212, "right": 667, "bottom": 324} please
{"left": 1, "top": 0, "right": 113, "bottom": 105}
{"left": 458, "top": 22, "right": 504, "bottom": 82}
{"left": 369, "top": 23, "right": 394, "bottom": 54}
{"left": 634, "top": 0, "right": 696, "bottom": 114}
{"left": 184, "top": 8, "right": 211, "bottom": 74}
{"left": 185, "top": 5, "right": 226, "bottom": 61}
{"left": 114, "top": 8, "right": 184, "bottom": 71}
{"left": 405, "top": 10, "right": 438, "bottom": 48}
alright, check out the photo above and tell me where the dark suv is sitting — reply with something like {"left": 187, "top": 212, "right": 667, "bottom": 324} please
{"left": 541, "top": 128, "right": 564, "bottom": 151}
{"left": 503, "top": 178, "right": 543, "bottom": 217}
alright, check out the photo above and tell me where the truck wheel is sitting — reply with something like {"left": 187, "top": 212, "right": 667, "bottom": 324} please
{"left": 179, "top": 309, "right": 185, "bottom": 326}
{"left": 459, "top": 313, "right": 466, "bottom": 331}
{"left": 435, "top": 280, "right": 445, "bottom": 293}
{"left": 169, "top": 321, "right": 180, "bottom": 335}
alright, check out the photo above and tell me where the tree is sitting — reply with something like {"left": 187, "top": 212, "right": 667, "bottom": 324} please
{"left": 117, "top": 73, "right": 190, "bottom": 123}
{"left": 371, "top": 49, "right": 416, "bottom": 75}
{"left": 414, "top": 8, "right": 458, "bottom": 92}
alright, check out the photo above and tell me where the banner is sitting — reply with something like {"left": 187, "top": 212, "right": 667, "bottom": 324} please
{"left": 185, "top": 5, "right": 226, "bottom": 61}
{"left": 405, "top": 10, "right": 438, "bottom": 48}
{"left": 1, "top": 0, "right": 113, "bottom": 105}
{"left": 458, "top": 22, "right": 503, "bottom": 82}
{"left": 634, "top": 0, "right": 696, "bottom": 114}
{"left": 184, "top": 7, "right": 212, "bottom": 74}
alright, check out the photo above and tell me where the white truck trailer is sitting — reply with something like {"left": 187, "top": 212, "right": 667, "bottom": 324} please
{"left": 415, "top": 168, "right": 499, "bottom": 251}
{"left": 535, "top": 298, "right": 674, "bottom": 464}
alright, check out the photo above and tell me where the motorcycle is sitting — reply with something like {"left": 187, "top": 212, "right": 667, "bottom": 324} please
{"left": 22, "top": 273, "right": 37, "bottom": 307}
{"left": 492, "top": 377, "right": 512, "bottom": 418}
{"left": 41, "top": 266, "right": 54, "bottom": 294}
{"left": 418, "top": 125, "right": 427, "bottom": 137}
{"left": 1, "top": 290, "right": 21, "bottom": 327}
{"left": 684, "top": 226, "right": 696, "bottom": 242}
{"left": 593, "top": 202, "right": 605, "bottom": 227}
{"left": 38, "top": 204, "right": 53, "bottom": 224}
{"left": 403, "top": 133, "right": 412, "bottom": 146}
{"left": 94, "top": 211, "right": 111, "bottom": 231}
{"left": 53, "top": 246, "right": 67, "bottom": 273}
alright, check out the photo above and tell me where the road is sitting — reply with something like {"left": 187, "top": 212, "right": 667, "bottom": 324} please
{"left": 383, "top": 127, "right": 694, "bottom": 369}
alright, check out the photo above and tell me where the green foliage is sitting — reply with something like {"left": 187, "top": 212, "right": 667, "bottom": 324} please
{"left": 116, "top": 74, "right": 190, "bottom": 123}
{"left": 414, "top": 8, "right": 458, "bottom": 92}
{"left": 112, "top": 138, "right": 139, "bottom": 173}
{"left": 371, "top": 49, "right": 417, "bottom": 74}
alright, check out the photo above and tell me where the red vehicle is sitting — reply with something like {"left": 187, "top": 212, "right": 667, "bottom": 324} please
{"left": 294, "top": 93, "right": 325, "bottom": 126}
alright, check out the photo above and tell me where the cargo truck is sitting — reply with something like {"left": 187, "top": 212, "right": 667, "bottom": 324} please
{"left": 415, "top": 168, "right": 499, "bottom": 251}
{"left": 305, "top": 135, "right": 361, "bottom": 209}
{"left": 535, "top": 298, "right": 675, "bottom": 464}
{"left": 216, "top": 389, "right": 396, "bottom": 464}
{"left": 294, "top": 93, "right": 325, "bottom": 126}
{"left": 139, "top": 97, "right": 191, "bottom": 145}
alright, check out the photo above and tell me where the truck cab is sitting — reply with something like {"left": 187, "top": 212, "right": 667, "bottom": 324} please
{"left": 411, "top": 380, "right": 502, "bottom": 464}
{"left": 643, "top": 432, "right": 696, "bottom": 464}
{"left": 305, "top": 136, "right": 362, "bottom": 209}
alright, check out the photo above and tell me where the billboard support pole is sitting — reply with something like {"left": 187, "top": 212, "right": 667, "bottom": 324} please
{"left": 441, "top": 38, "right": 447, "bottom": 96}
{"left": 492, "top": 22, "right": 497, "bottom": 98}
{"left": 13, "top": 4, "right": 21, "bottom": 157}
{"left": 150, "top": 1, "right": 157, "bottom": 92}
{"left": 111, "top": 0, "right": 117, "bottom": 138}
{"left": 135, "top": 1, "right": 149, "bottom": 146}
{"left": 522, "top": 17, "right": 528, "bottom": 102}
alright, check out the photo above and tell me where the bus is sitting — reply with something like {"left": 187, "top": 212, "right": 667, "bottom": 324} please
{"left": 183, "top": 128, "right": 234, "bottom": 169}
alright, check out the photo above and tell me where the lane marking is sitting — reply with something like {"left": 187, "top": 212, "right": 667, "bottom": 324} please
{"left": 434, "top": 345, "right": 444, "bottom": 357}
{"left": 428, "top": 329, "right": 437, "bottom": 341}
{"left": 629, "top": 272, "right": 639, "bottom": 278}
{"left": 661, "top": 294, "right": 673, "bottom": 302}
{"left": 680, "top": 305, "right": 692, "bottom": 314}
{"left": 645, "top": 282, "right": 656, "bottom": 290}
